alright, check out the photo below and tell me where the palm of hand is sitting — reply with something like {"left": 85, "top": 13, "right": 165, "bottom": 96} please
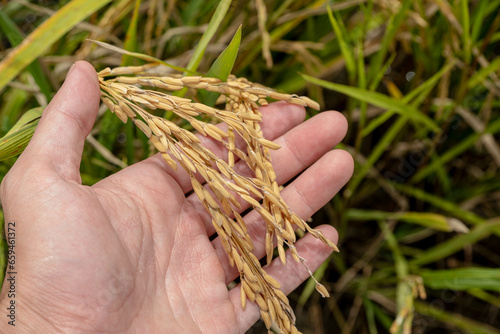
{"left": 0, "top": 62, "right": 352, "bottom": 334}
{"left": 15, "top": 165, "right": 237, "bottom": 333}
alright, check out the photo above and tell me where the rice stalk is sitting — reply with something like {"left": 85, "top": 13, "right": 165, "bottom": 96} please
{"left": 98, "top": 63, "right": 335, "bottom": 334}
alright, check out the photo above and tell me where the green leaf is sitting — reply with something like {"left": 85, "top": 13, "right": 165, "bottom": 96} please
{"left": 346, "top": 209, "right": 463, "bottom": 232}
{"left": 470, "top": 0, "right": 488, "bottom": 44}
{"left": 301, "top": 74, "right": 439, "bottom": 131}
{"left": 363, "top": 298, "right": 379, "bottom": 334}
{"left": 327, "top": 4, "right": 356, "bottom": 82}
{"left": 414, "top": 301, "right": 500, "bottom": 334}
{"left": 0, "top": 11, "right": 53, "bottom": 100}
{"left": 121, "top": 0, "right": 142, "bottom": 66}
{"left": 199, "top": 25, "right": 242, "bottom": 106}
{"left": 460, "top": 0, "right": 471, "bottom": 64}
{"left": 393, "top": 184, "right": 486, "bottom": 226}
{"left": 410, "top": 219, "right": 500, "bottom": 267}
{"left": 359, "top": 60, "right": 454, "bottom": 137}
{"left": 380, "top": 220, "right": 413, "bottom": 331}
{"left": 421, "top": 268, "right": 500, "bottom": 292}
{"left": 468, "top": 56, "right": 500, "bottom": 89}
{"left": 186, "top": 0, "right": 233, "bottom": 73}
{"left": 411, "top": 116, "right": 500, "bottom": 183}
{"left": 88, "top": 40, "right": 199, "bottom": 74}
{"left": 0, "top": 87, "right": 29, "bottom": 134}
{"left": 0, "top": 107, "right": 43, "bottom": 161}
{"left": 367, "top": 1, "right": 411, "bottom": 89}
{"left": 397, "top": 212, "right": 457, "bottom": 232}
{"left": 0, "top": 0, "right": 113, "bottom": 91}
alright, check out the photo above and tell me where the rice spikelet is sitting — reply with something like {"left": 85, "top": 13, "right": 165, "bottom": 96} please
{"left": 98, "top": 63, "right": 336, "bottom": 334}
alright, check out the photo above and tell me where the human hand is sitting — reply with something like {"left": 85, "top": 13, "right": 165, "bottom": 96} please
{"left": 0, "top": 61, "right": 353, "bottom": 333}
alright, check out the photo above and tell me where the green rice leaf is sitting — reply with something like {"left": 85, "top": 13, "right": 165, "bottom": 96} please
{"left": 411, "top": 116, "right": 500, "bottom": 182}
{"left": 301, "top": 74, "right": 439, "bottom": 131}
{"left": 327, "top": 4, "right": 356, "bottom": 82}
{"left": 185, "top": 0, "right": 233, "bottom": 73}
{"left": 468, "top": 56, "right": 500, "bottom": 89}
{"left": 199, "top": 25, "right": 242, "bottom": 106}
{"left": 0, "top": 0, "right": 113, "bottom": 91}
{"left": 367, "top": 1, "right": 410, "bottom": 89}
{"left": 346, "top": 210, "right": 462, "bottom": 232}
{"left": 393, "top": 184, "right": 486, "bottom": 226}
{"left": 460, "top": 0, "right": 471, "bottom": 64}
{"left": 88, "top": 40, "right": 198, "bottom": 74}
{"left": 414, "top": 301, "right": 500, "bottom": 334}
{"left": 0, "top": 10, "right": 53, "bottom": 100}
{"left": 421, "top": 268, "right": 500, "bottom": 292}
{"left": 410, "top": 219, "right": 500, "bottom": 267}
{"left": 0, "top": 107, "right": 43, "bottom": 161}
{"left": 121, "top": 0, "right": 142, "bottom": 66}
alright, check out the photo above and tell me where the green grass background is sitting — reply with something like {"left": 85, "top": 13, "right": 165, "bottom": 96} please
{"left": 1, "top": 0, "right": 500, "bottom": 333}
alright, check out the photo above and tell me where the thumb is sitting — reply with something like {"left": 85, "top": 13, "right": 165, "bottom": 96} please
{"left": 25, "top": 61, "right": 100, "bottom": 183}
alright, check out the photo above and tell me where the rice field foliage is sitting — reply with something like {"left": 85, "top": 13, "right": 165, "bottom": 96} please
{"left": 0, "top": 0, "right": 499, "bottom": 333}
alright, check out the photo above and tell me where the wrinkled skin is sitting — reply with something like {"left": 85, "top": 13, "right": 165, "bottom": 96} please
{"left": 0, "top": 62, "right": 353, "bottom": 333}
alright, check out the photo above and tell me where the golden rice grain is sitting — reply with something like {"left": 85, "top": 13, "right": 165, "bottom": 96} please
{"left": 278, "top": 244, "right": 286, "bottom": 264}
{"left": 258, "top": 137, "right": 281, "bottom": 150}
{"left": 242, "top": 280, "right": 256, "bottom": 302}
{"left": 315, "top": 283, "right": 330, "bottom": 298}
{"left": 267, "top": 298, "right": 277, "bottom": 322}
{"left": 240, "top": 283, "right": 247, "bottom": 310}
{"left": 255, "top": 294, "right": 268, "bottom": 311}
{"left": 161, "top": 153, "right": 178, "bottom": 171}
{"left": 241, "top": 194, "right": 261, "bottom": 208}
{"left": 265, "top": 232, "right": 274, "bottom": 265}
{"left": 261, "top": 310, "right": 272, "bottom": 329}
{"left": 150, "top": 136, "right": 164, "bottom": 152}
{"left": 134, "top": 119, "right": 152, "bottom": 138}
{"left": 114, "top": 106, "right": 129, "bottom": 123}
{"left": 98, "top": 64, "right": 336, "bottom": 334}
{"left": 264, "top": 273, "right": 281, "bottom": 289}
{"left": 160, "top": 77, "right": 184, "bottom": 86}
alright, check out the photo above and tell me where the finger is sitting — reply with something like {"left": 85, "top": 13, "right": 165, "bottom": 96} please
{"left": 232, "top": 110, "right": 349, "bottom": 181}
{"left": 230, "top": 224, "right": 338, "bottom": 333}
{"left": 22, "top": 61, "right": 100, "bottom": 183}
{"left": 120, "top": 102, "right": 306, "bottom": 192}
{"left": 213, "top": 149, "right": 353, "bottom": 283}
{"left": 187, "top": 111, "right": 349, "bottom": 234}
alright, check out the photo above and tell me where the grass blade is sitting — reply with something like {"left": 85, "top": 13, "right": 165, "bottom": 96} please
{"left": 409, "top": 219, "right": 500, "bottom": 267}
{"left": 348, "top": 115, "right": 408, "bottom": 196}
{"left": 0, "top": 0, "right": 113, "bottom": 91}
{"left": 363, "top": 298, "right": 379, "bottom": 334}
{"left": 301, "top": 74, "right": 439, "bottom": 131}
{"left": 185, "top": 0, "right": 233, "bottom": 73}
{"left": 0, "top": 107, "right": 43, "bottom": 161}
{"left": 88, "top": 40, "right": 198, "bottom": 74}
{"left": 0, "top": 87, "right": 29, "bottom": 134}
{"left": 327, "top": 4, "right": 356, "bottom": 82}
{"left": 412, "top": 116, "right": 500, "bottom": 182}
{"left": 0, "top": 11, "right": 52, "bottom": 99}
{"left": 199, "top": 25, "right": 242, "bottom": 106}
{"left": 347, "top": 209, "right": 462, "bottom": 232}
{"left": 393, "top": 183, "right": 486, "bottom": 226}
{"left": 460, "top": 0, "right": 471, "bottom": 64}
{"left": 468, "top": 56, "right": 500, "bottom": 89}
{"left": 380, "top": 221, "right": 414, "bottom": 332}
{"left": 121, "top": 0, "right": 142, "bottom": 66}
{"left": 414, "top": 301, "right": 500, "bottom": 334}
{"left": 367, "top": 0, "right": 410, "bottom": 89}
{"left": 421, "top": 268, "right": 500, "bottom": 292}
